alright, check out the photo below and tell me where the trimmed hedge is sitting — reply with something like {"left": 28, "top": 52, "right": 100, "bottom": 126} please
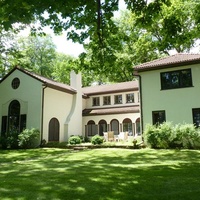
{"left": 144, "top": 122, "right": 200, "bottom": 149}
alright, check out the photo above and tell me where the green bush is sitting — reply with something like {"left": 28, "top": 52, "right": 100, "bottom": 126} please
{"left": 68, "top": 136, "right": 81, "bottom": 145}
{"left": 18, "top": 128, "right": 40, "bottom": 149}
{"left": 144, "top": 122, "right": 200, "bottom": 149}
{"left": 0, "top": 136, "right": 8, "bottom": 149}
{"left": 91, "top": 135, "right": 104, "bottom": 145}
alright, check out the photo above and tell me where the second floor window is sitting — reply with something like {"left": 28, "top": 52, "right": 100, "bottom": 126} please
{"left": 114, "top": 95, "right": 122, "bottom": 104}
{"left": 126, "top": 93, "right": 134, "bottom": 103}
{"left": 161, "top": 69, "right": 192, "bottom": 90}
{"left": 103, "top": 96, "right": 111, "bottom": 105}
{"left": 92, "top": 97, "right": 100, "bottom": 106}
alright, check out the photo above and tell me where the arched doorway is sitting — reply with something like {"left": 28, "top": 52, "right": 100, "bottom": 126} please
{"left": 48, "top": 118, "right": 60, "bottom": 141}
{"left": 110, "top": 119, "right": 119, "bottom": 135}
{"left": 98, "top": 120, "right": 107, "bottom": 136}
{"left": 87, "top": 120, "right": 97, "bottom": 136}
{"left": 8, "top": 100, "right": 20, "bottom": 133}
{"left": 122, "top": 118, "right": 133, "bottom": 135}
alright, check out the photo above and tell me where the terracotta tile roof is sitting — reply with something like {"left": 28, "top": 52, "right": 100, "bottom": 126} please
{"left": 134, "top": 53, "right": 200, "bottom": 72}
{"left": 1, "top": 67, "right": 77, "bottom": 94}
{"left": 21, "top": 68, "right": 77, "bottom": 94}
{"left": 82, "top": 80, "right": 138, "bottom": 96}
{"left": 82, "top": 105, "right": 140, "bottom": 116}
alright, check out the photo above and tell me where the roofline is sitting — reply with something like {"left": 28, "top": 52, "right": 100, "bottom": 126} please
{"left": 82, "top": 105, "right": 140, "bottom": 116}
{"left": 83, "top": 87, "right": 139, "bottom": 96}
{"left": 134, "top": 58, "right": 200, "bottom": 73}
{"left": 1, "top": 66, "right": 76, "bottom": 94}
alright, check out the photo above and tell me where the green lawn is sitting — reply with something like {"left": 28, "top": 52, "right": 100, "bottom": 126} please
{"left": 0, "top": 148, "right": 200, "bottom": 200}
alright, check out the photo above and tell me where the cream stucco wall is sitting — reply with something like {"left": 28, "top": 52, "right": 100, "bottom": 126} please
{"left": 140, "top": 63, "right": 200, "bottom": 129}
{"left": 43, "top": 88, "right": 74, "bottom": 141}
{"left": 85, "top": 91, "right": 139, "bottom": 109}
{"left": 82, "top": 113, "right": 140, "bottom": 135}
{"left": 0, "top": 69, "right": 42, "bottom": 132}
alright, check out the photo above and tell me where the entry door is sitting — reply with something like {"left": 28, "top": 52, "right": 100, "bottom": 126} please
{"left": 48, "top": 118, "right": 60, "bottom": 141}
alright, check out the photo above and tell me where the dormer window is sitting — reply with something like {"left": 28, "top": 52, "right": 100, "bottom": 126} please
{"left": 114, "top": 95, "right": 122, "bottom": 104}
{"left": 92, "top": 97, "right": 100, "bottom": 106}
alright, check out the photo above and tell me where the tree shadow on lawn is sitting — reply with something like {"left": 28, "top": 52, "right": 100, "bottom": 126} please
{"left": 0, "top": 148, "right": 200, "bottom": 200}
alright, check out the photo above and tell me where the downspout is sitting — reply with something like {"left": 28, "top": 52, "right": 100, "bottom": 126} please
{"left": 41, "top": 83, "right": 47, "bottom": 145}
{"left": 133, "top": 74, "right": 144, "bottom": 137}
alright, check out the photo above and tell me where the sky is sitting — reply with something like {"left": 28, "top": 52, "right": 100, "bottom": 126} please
{"left": 50, "top": 0, "right": 126, "bottom": 57}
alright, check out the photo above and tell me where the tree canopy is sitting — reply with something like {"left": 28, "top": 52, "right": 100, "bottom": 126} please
{"left": 0, "top": 0, "right": 200, "bottom": 84}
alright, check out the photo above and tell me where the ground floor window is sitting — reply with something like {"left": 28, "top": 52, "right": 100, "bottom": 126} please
{"left": 98, "top": 120, "right": 107, "bottom": 136}
{"left": 1, "top": 100, "right": 27, "bottom": 135}
{"left": 122, "top": 118, "right": 132, "bottom": 135}
{"left": 111, "top": 119, "right": 119, "bottom": 135}
{"left": 152, "top": 110, "right": 166, "bottom": 125}
{"left": 87, "top": 120, "right": 97, "bottom": 136}
{"left": 192, "top": 108, "right": 200, "bottom": 127}
{"left": 136, "top": 118, "right": 141, "bottom": 135}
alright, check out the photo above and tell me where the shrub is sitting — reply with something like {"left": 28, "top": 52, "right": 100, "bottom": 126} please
{"left": 18, "top": 128, "right": 40, "bottom": 149}
{"left": 144, "top": 124, "right": 159, "bottom": 148}
{"left": 91, "top": 135, "right": 104, "bottom": 145}
{"left": 0, "top": 136, "right": 8, "bottom": 149}
{"left": 68, "top": 136, "right": 81, "bottom": 145}
{"left": 144, "top": 122, "right": 200, "bottom": 149}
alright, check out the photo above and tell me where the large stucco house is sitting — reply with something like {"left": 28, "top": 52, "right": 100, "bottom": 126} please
{"left": 134, "top": 53, "right": 200, "bottom": 132}
{"left": 0, "top": 67, "right": 140, "bottom": 143}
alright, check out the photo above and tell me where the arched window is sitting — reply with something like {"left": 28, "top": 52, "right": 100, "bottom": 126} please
{"left": 123, "top": 118, "right": 132, "bottom": 135}
{"left": 136, "top": 118, "right": 141, "bottom": 135}
{"left": 87, "top": 120, "right": 97, "bottom": 136}
{"left": 8, "top": 100, "right": 20, "bottom": 133}
{"left": 98, "top": 120, "right": 107, "bottom": 136}
{"left": 110, "top": 119, "right": 119, "bottom": 135}
{"left": 49, "top": 118, "right": 60, "bottom": 142}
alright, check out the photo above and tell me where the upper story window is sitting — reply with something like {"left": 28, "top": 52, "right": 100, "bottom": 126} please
{"left": 114, "top": 95, "right": 122, "bottom": 104}
{"left": 11, "top": 77, "right": 20, "bottom": 89}
{"left": 92, "top": 97, "right": 100, "bottom": 106}
{"left": 161, "top": 69, "right": 192, "bottom": 90}
{"left": 103, "top": 96, "right": 111, "bottom": 105}
{"left": 126, "top": 93, "right": 134, "bottom": 103}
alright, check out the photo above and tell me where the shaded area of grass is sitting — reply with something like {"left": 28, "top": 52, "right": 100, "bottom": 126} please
{"left": 0, "top": 148, "right": 200, "bottom": 200}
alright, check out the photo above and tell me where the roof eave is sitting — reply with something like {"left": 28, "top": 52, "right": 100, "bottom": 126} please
{"left": 134, "top": 59, "right": 200, "bottom": 73}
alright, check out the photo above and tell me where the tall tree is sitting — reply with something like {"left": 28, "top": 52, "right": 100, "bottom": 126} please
{"left": 16, "top": 35, "right": 57, "bottom": 77}
{"left": 0, "top": 27, "right": 19, "bottom": 78}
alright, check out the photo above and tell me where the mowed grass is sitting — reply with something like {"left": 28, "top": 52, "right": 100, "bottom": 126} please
{"left": 0, "top": 148, "right": 200, "bottom": 200}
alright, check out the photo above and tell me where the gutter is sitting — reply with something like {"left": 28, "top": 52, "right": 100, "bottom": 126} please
{"left": 133, "top": 73, "right": 144, "bottom": 137}
{"left": 41, "top": 83, "right": 47, "bottom": 145}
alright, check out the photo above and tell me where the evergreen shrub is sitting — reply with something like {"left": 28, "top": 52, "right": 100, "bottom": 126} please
{"left": 68, "top": 136, "right": 81, "bottom": 145}
{"left": 18, "top": 128, "right": 40, "bottom": 149}
{"left": 144, "top": 122, "right": 200, "bottom": 149}
{"left": 91, "top": 135, "right": 104, "bottom": 145}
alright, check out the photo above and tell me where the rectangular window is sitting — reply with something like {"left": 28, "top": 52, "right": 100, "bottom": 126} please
{"left": 92, "top": 97, "right": 100, "bottom": 106}
{"left": 103, "top": 96, "right": 111, "bottom": 105}
{"left": 114, "top": 95, "right": 122, "bottom": 104}
{"left": 192, "top": 108, "right": 200, "bottom": 127}
{"left": 152, "top": 110, "right": 166, "bottom": 125}
{"left": 161, "top": 69, "right": 192, "bottom": 90}
{"left": 126, "top": 93, "right": 134, "bottom": 103}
